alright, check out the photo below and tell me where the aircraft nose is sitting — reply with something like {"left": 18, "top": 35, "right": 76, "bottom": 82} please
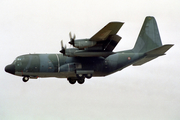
{"left": 5, "top": 64, "right": 15, "bottom": 74}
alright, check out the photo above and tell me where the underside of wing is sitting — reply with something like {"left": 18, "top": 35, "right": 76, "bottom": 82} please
{"left": 87, "top": 22, "right": 124, "bottom": 51}
{"left": 60, "top": 22, "right": 124, "bottom": 57}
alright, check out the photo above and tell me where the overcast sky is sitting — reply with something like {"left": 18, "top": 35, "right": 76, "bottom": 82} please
{"left": 1, "top": 0, "right": 180, "bottom": 120}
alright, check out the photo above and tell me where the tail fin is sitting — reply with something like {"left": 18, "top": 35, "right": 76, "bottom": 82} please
{"left": 132, "top": 16, "right": 174, "bottom": 66}
{"left": 133, "top": 16, "right": 162, "bottom": 53}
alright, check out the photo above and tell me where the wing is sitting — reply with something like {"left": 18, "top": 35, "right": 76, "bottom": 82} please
{"left": 60, "top": 22, "right": 124, "bottom": 57}
{"left": 90, "top": 22, "right": 124, "bottom": 41}
{"left": 88, "top": 22, "right": 124, "bottom": 51}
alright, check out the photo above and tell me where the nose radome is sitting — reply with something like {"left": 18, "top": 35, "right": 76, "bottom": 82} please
{"left": 5, "top": 64, "right": 15, "bottom": 74}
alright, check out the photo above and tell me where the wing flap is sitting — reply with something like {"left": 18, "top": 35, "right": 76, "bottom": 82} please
{"left": 103, "top": 35, "right": 122, "bottom": 51}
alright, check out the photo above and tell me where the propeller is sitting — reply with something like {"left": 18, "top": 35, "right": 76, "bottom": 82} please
{"left": 69, "top": 32, "right": 76, "bottom": 46}
{"left": 59, "top": 40, "right": 66, "bottom": 55}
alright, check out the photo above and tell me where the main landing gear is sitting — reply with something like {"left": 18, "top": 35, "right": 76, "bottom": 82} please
{"left": 22, "top": 76, "right": 29, "bottom": 82}
{"left": 68, "top": 74, "right": 92, "bottom": 84}
{"left": 67, "top": 77, "right": 85, "bottom": 84}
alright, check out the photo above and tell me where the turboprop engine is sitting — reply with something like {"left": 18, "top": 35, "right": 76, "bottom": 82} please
{"left": 70, "top": 39, "right": 97, "bottom": 49}
{"left": 68, "top": 33, "right": 97, "bottom": 49}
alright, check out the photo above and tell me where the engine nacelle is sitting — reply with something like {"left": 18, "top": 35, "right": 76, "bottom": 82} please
{"left": 63, "top": 48, "right": 114, "bottom": 57}
{"left": 73, "top": 39, "right": 96, "bottom": 49}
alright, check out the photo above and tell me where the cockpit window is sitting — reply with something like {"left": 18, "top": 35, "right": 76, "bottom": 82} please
{"left": 12, "top": 60, "right": 16, "bottom": 64}
{"left": 16, "top": 57, "right": 23, "bottom": 67}
{"left": 17, "top": 57, "right": 22, "bottom": 61}
{"left": 12, "top": 57, "right": 21, "bottom": 64}
{"left": 17, "top": 62, "right": 22, "bottom": 66}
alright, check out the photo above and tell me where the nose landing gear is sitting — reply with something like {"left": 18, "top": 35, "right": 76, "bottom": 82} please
{"left": 22, "top": 76, "right": 29, "bottom": 82}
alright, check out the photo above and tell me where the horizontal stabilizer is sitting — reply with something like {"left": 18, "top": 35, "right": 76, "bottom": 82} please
{"left": 146, "top": 44, "right": 174, "bottom": 56}
{"left": 133, "top": 44, "right": 173, "bottom": 66}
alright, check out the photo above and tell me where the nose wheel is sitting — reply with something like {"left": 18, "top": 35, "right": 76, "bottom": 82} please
{"left": 22, "top": 76, "right": 29, "bottom": 82}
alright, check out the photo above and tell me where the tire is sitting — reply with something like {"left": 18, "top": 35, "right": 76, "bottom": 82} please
{"left": 68, "top": 78, "right": 76, "bottom": 84}
{"left": 76, "top": 74, "right": 83, "bottom": 78}
{"left": 77, "top": 78, "right": 85, "bottom": 84}
{"left": 85, "top": 74, "right": 92, "bottom": 79}
{"left": 22, "top": 76, "right": 29, "bottom": 82}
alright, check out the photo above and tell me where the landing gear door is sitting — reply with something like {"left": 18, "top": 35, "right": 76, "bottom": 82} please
{"left": 48, "top": 61, "right": 54, "bottom": 72}
{"left": 75, "top": 63, "right": 82, "bottom": 69}
{"left": 104, "top": 60, "right": 108, "bottom": 69}
{"left": 59, "top": 63, "right": 82, "bottom": 72}
{"left": 76, "top": 70, "right": 94, "bottom": 75}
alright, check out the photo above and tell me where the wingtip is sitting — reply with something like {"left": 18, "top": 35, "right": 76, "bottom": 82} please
{"left": 164, "top": 44, "right": 174, "bottom": 47}
{"left": 109, "top": 21, "right": 124, "bottom": 24}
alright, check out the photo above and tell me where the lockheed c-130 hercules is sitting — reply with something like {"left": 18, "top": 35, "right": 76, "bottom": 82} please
{"left": 5, "top": 16, "right": 173, "bottom": 84}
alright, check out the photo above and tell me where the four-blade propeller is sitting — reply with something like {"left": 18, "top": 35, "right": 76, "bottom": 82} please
{"left": 60, "top": 32, "right": 76, "bottom": 55}
{"left": 59, "top": 40, "right": 66, "bottom": 55}
{"left": 69, "top": 32, "right": 76, "bottom": 46}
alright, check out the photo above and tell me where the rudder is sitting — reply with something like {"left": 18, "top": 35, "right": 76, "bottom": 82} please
{"left": 133, "top": 16, "right": 162, "bottom": 53}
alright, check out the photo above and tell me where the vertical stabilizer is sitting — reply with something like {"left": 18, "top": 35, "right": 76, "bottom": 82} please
{"left": 133, "top": 16, "right": 162, "bottom": 53}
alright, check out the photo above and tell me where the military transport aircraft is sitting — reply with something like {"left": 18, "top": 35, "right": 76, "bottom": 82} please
{"left": 5, "top": 16, "right": 173, "bottom": 84}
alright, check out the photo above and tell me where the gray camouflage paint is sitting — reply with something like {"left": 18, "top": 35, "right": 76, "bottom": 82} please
{"left": 5, "top": 16, "right": 173, "bottom": 82}
{"left": 12, "top": 51, "right": 144, "bottom": 78}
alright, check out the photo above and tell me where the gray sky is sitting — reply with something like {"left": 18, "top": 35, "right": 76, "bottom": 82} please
{"left": 1, "top": 0, "right": 180, "bottom": 120}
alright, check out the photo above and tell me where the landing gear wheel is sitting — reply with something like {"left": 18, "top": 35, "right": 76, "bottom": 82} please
{"left": 85, "top": 74, "right": 92, "bottom": 79}
{"left": 77, "top": 78, "right": 85, "bottom": 84}
{"left": 22, "top": 76, "right": 29, "bottom": 82}
{"left": 76, "top": 74, "right": 83, "bottom": 78}
{"left": 68, "top": 78, "right": 76, "bottom": 84}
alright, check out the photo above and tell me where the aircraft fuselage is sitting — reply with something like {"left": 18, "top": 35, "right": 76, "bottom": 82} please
{"left": 5, "top": 51, "right": 144, "bottom": 82}
{"left": 5, "top": 17, "right": 173, "bottom": 84}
